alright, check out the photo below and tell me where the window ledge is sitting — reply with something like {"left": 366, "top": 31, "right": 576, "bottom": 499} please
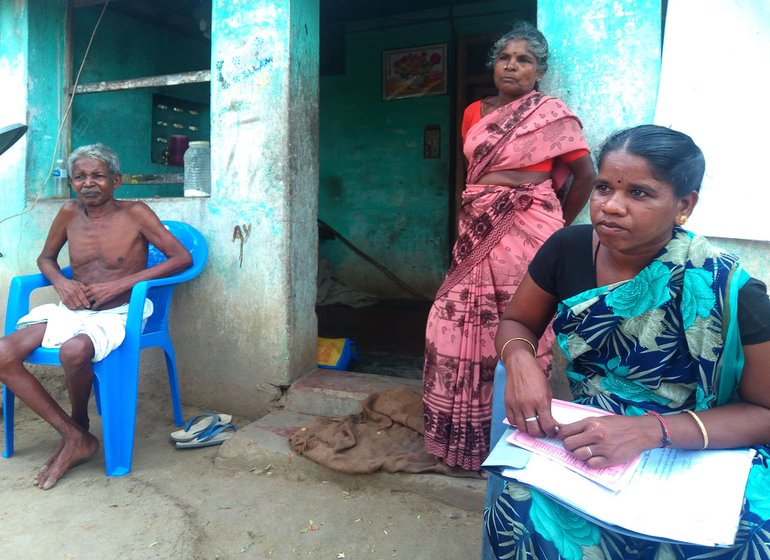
{"left": 122, "top": 173, "right": 183, "bottom": 185}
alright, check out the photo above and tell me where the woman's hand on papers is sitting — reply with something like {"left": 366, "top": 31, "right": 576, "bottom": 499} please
{"left": 503, "top": 354, "right": 560, "bottom": 438}
{"left": 558, "top": 414, "right": 660, "bottom": 467}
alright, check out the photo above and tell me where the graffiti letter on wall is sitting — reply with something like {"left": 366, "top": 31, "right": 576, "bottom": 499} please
{"left": 232, "top": 224, "right": 252, "bottom": 268}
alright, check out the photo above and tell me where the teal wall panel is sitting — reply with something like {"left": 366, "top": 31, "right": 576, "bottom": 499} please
{"left": 26, "top": 0, "right": 67, "bottom": 198}
{"left": 540, "top": 0, "right": 663, "bottom": 151}
{"left": 0, "top": 0, "right": 31, "bottom": 275}
{"left": 539, "top": 0, "right": 662, "bottom": 228}
{"left": 319, "top": 21, "right": 451, "bottom": 298}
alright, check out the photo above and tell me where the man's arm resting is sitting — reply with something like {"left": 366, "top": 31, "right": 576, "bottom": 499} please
{"left": 37, "top": 203, "right": 92, "bottom": 309}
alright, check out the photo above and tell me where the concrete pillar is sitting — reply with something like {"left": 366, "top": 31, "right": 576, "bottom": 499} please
{"left": 539, "top": 0, "right": 662, "bottom": 151}
{"left": 173, "top": 0, "right": 319, "bottom": 415}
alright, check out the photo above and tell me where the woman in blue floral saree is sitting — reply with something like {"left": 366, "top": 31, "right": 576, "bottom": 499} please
{"left": 484, "top": 125, "right": 770, "bottom": 559}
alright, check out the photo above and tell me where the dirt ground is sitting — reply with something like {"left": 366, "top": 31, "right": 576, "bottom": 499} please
{"left": 0, "top": 378, "right": 483, "bottom": 560}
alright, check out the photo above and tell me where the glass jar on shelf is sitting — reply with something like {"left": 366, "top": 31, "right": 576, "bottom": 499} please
{"left": 183, "top": 141, "right": 211, "bottom": 197}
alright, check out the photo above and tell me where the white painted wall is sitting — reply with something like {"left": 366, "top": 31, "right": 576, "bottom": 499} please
{"left": 655, "top": 0, "right": 770, "bottom": 242}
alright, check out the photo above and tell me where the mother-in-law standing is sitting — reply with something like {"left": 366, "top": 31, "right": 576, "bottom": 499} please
{"left": 423, "top": 21, "right": 595, "bottom": 471}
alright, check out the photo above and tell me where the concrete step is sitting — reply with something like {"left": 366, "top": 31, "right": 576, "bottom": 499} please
{"left": 216, "top": 369, "right": 485, "bottom": 513}
{"left": 284, "top": 368, "right": 423, "bottom": 417}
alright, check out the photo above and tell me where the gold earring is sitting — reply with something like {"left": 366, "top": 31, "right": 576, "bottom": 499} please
{"left": 677, "top": 215, "right": 688, "bottom": 226}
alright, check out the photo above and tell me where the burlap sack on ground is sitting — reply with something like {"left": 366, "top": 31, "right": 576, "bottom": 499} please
{"left": 288, "top": 386, "right": 480, "bottom": 478}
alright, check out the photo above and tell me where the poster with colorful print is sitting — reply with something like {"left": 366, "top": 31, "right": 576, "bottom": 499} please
{"left": 382, "top": 44, "right": 447, "bottom": 100}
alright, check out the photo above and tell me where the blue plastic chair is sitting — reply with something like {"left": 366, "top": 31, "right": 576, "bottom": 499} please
{"left": 2, "top": 221, "right": 208, "bottom": 476}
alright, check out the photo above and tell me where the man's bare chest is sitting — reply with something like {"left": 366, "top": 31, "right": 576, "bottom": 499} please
{"left": 67, "top": 218, "right": 146, "bottom": 271}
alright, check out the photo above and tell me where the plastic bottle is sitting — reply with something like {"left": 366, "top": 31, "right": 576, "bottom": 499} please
{"left": 52, "top": 159, "right": 69, "bottom": 198}
{"left": 183, "top": 141, "right": 211, "bottom": 197}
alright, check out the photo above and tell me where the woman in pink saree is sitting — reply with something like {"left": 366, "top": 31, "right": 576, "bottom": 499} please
{"left": 423, "top": 22, "right": 596, "bottom": 471}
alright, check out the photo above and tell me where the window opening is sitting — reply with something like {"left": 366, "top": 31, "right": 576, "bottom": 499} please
{"left": 70, "top": 1, "right": 211, "bottom": 199}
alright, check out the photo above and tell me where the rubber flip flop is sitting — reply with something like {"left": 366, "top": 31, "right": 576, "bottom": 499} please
{"left": 170, "top": 413, "right": 233, "bottom": 443}
{"left": 175, "top": 423, "right": 237, "bottom": 449}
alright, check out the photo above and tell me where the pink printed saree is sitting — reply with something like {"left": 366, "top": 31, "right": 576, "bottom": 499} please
{"left": 423, "top": 91, "right": 589, "bottom": 470}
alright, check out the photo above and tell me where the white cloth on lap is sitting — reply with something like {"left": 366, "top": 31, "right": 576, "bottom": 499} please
{"left": 16, "top": 300, "right": 153, "bottom": 362}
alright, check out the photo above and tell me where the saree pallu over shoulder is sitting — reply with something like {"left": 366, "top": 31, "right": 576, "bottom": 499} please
{"left": 553, "top": 227, "right": 749, "bottom": 413}
{"left": 465, "top": 91, "right": 587, "bottom": 188}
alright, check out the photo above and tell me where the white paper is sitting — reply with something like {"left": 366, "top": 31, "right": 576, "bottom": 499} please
{"left": 499, "top": 446, "right": 756, "bottom": 547}
{"left": 483, "top": 427, "right": 530, "bottom": 469}
{"left": 504, "top": 399, "right": 641, "bottom": 492}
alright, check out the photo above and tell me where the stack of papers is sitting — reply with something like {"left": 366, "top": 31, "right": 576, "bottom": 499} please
{"left": 483, "top": 400, "right": 756, "bottom": 547}
{"left": 504, "top": 400, "right": 641, "bottom": 491}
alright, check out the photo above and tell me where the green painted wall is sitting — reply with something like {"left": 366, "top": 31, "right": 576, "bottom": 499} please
{"left": 540, "top": 0, "right": 662, "bottom": 229}
{"left": 319, "top": 21, "right": 451, "bottom": 299}
{"left": 27, "top": 0, "right": 67, "bottom": 199}
{"left": 540, "top": 0, "right": 663, "bottom": 150}
{"left": 0, "top": 0, "right": 30, "bottom": 247}
{"left": 318, "top": 1, "right": 533, "bottom": 298}
{"left": 71, "top": 7, "right": 211, "bottom": 198}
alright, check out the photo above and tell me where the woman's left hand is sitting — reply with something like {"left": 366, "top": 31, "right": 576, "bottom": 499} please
{"left": 557, "top": 414, "right": 657, "bottom": 468}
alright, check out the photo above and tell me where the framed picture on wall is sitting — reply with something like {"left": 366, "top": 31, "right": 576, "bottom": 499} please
{"left": 382, "top": 44, "right": 447, "bottom": 100}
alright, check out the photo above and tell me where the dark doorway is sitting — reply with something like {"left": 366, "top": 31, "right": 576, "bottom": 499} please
{"left": 317, "top": 299, "right": 431, "bottom": 379}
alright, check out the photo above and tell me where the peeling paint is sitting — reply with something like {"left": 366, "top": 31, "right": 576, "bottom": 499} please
{"left": 216, "top": 6, "right": 279, "bottom": 97}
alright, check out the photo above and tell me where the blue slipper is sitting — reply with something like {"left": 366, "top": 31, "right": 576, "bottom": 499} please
{"left": 170, "top": 413, "right": 233, "bottom": 443}
{"left": 175, "top": 422, "right": 237, "bottom": 449}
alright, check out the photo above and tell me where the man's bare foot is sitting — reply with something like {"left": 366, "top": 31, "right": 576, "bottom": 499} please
{"left": 32, "top": 413, "right": 91, "bottom": 485}
{"left": 33, "top": 440, "right": 65, "bottom": 486}
{"left": 35, "top": 432, "right": 99, "bottom": 490}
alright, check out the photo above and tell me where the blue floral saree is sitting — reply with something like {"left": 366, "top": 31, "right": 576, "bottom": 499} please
{"left": 485, "top": 228, "right": 770, "bottom": 559}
